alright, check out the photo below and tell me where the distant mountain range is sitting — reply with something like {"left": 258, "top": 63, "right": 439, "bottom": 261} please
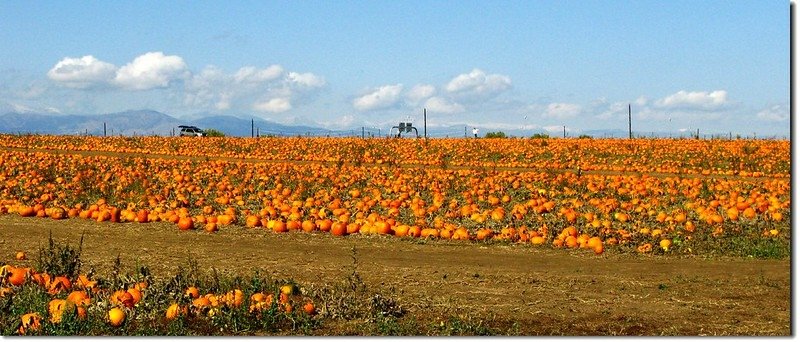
{"left": 0, "top": 109, "right": 727, "bottom": 138}
{"left": 0, "top": 110, "right": 340, "bottom": 137}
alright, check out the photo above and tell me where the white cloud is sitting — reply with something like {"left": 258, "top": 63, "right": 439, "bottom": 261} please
{"left": 353, "top": 84, "right": 403, "bottom": 111}
{"left": 114, "top": 52, "right": 189, "bottom": 90}
{"left": 655, "top": 90, "right": 728, "bottom": 110}
{"left": 542, "top": 125, "right": 570, "bottom": 133}
{"left": 460, "top": 122, "right": 541, "bottom": 131}
{"left": 335, "top": 115, "right": 355, "bottom": 128}
{"left": 215, "top": 92, "right": 232, "bottom": 110}
{"left": 234, "top": 65, "right": 284, "bottom": 83}
{"left": 36, "top": 53, "right": 330, "bottom": 115}
{"left": 423, "top": 96, "right": 464, "bottom": 114}
{"left": 183, "top": 66, "right": 226, "bottom": 108}
{"left": 542, "top": 103, "right": 582, "bottom": 119}
{"left": 315, "top": 114, "right": 360, "bottom": 129}
{"left": 16, "top": 83, "right": 48, "bottom": 99}
{"left": 47, "top": 55, "right": 117, "bottom": 89}
{"left": 405, "top": 84, "right": 436, "bottom": 104}
{"left": 348, "top": 69, "right": 510, "bottom": 115}
{"left": 444, "top": 69, "right": 511, "bottom": 99}
{"left": 253, "top": 97, "right": 292, "bottom": 113}
{"left": 286, "top": 72, "right": 326, "bottom": 88}
{"left": 1, "top": 101, "right": 61, "bottom": 114}
{"left": 756, "top": 104, "right": 789, "bottom": 122}
{"left": 593, "top": 101, "right": 628, "bottom": 120}
{"left": 179, "top": 64, "right": 324, "bottom": 114}
{"left": 7, "top": 102, "right": 34, "bottom": 113}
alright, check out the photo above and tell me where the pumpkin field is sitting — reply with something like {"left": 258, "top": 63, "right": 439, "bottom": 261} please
{"left": 0, "top": 135, "right": 790, "bottom": 335}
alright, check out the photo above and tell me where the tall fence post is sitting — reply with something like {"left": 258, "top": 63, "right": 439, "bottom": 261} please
{"left": 423, "top": 108, "right": 427, "bottom": 139}
{"left": 628, "top": 104, "right": 632, "bottom": 139}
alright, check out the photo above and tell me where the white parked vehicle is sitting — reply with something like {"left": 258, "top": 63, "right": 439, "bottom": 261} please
{"left": 178, "top": 125, "right": 205, "bottom": 137}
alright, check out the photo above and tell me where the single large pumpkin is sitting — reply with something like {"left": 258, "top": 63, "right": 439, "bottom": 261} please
{"left": 177, "top": 217, "right": 195, "bottom": 230}
{"left": 108, "top": 307, "right": 126, "bottom": 327}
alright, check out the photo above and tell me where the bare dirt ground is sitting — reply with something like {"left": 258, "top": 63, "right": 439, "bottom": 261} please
{"left": 0, "top": 215, "right": 789, "bottom": 335}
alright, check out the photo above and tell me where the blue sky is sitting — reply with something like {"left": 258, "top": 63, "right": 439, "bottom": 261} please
{"left": 0, "top": 0, "right": 790, "bottom": 136}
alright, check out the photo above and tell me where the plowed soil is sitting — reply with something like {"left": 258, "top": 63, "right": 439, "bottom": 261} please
{"left": 0, "top": 215, "right": 789, "bottom": 335}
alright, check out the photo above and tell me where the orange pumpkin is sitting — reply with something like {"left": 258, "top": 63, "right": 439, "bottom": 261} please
{"left": 48, "top": 299, "right": 68, "bottom": 323}
{"left": 166, "top": 303, "right": 187, "bottom": 320}
{"left": 136, "top": 209, "right": 149, "bottom": 223}
{"left": 18, "top": 313, "right": 42, "bottom": 334}
{"left": 66, "top": 290, "right": 90, "bottom": 306}
{"left": 177, "top": 217, "right": 195, "bottom": 230}
{"left": 185, "top": 286, "right": 200, "bottom": 299}
{"left": 49, "top": 207, "right": 66, "bottom": 220}
{"left": 303, "top": 302, "right": 316, "bottom": 315}
{"left": 108, "top": 307, "right": 126, "bottom": 327}
{"left": 48, "top": 276, "right": 71, "bottom": 294}
{"left": 18, "top": 206, "right": 35, "bottom": 217}
{"left": 127, "top": 288, "right": 143, "bottom": 305}
{"left": 111, "top": 289, "right": 135, "bottom": 308}
{"left": 272, "top": 220, "right": 288, "bottom": 233}
{"left": 245, "top": 215, "right": 261, "bottom": 227}
{"left": 7, "top": 267, "right": 27, "bottom": 286}
{"left": 330, "top": 222, "right": 347, "bottom": 236}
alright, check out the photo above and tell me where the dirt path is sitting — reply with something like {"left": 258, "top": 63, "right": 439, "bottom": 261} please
{"left": 0, "top": 216, "right": 789, "bottom": 335}
{"left": 1, "top": 146, "right": 788, "bottom": 181}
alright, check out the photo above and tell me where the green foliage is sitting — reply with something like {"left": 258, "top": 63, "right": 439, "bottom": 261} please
{"left": 483, "top": 131, "right": 507, "bottom": 139}
{"left": 741, "top": 143, "right": 759, "bottom": 155}
{"left": 434, "top": 316, "right": 498, "bottom": 336}
{"left": 578, "top": 134, "right": 593, "bottom": 139}
{"left": 36, "top": 231, "right": 84, "bottom": 278}
{"left": 204, "top": 129, "right": 225, "bottom": 137}
{"left": 372, "top": 316, "right": 419, "bottom": 336}
{"left": 731, "top": 237, "right": 790, "bottom": 259}
{"left": 530, "top": 133, "right": 549, "bottom": 139}
{"left": 4, "top": 255, "right": 326, "bottom": 336}
{"left": 681, "top": 228, "right": 790, "bottom": 260}
{"left": 308, "top": 247, "right": 404, "bottom": 322}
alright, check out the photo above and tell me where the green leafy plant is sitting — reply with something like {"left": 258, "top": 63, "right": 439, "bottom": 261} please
{"left": 36, "top": 231, "right": 84, "bottom": 279}
{"left": 484, "top": 131, "right": 507, "bottom": 139}
{"left": 204, "top": 129, "right": 225, "bottom": 137}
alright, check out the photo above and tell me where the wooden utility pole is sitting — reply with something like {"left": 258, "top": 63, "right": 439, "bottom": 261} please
{"left": 104, "top": 122, "right": 107, "bottom": 137}
{"left": 423, "top": 108, "right": 427, "bottom": 139}
{"left": 251, "top": 118, "right": 254, "bottom": 137}
{"left": 628, "top": 104, "right": 632, "bottom": 139}
{"left": 563, "top": 125, "right": 566, "bottom": 138}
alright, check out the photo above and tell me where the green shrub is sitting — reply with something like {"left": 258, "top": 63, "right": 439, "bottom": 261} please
{"left": 484, "top": 131, "right": 507, "bottom": 139}
{"left": 204, "top": 129, "right": 225, "bottom": 137}
{"left": 36, "top": 231, "right": 84, "bottom": 279}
